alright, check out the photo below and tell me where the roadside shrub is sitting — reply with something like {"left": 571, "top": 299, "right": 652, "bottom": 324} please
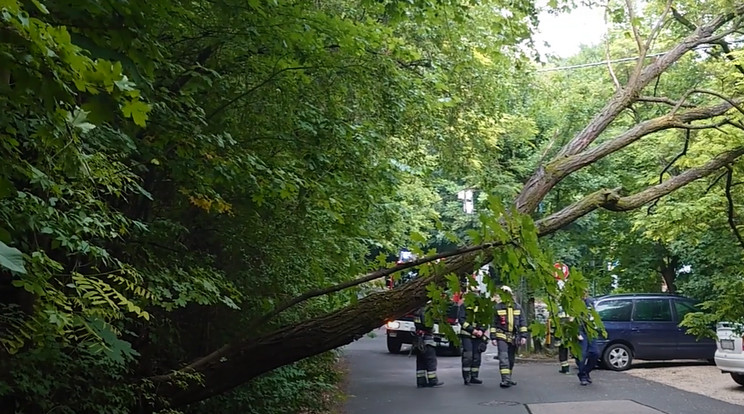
{"left": 185, "top": 351, "right": 344, "bottom": 414}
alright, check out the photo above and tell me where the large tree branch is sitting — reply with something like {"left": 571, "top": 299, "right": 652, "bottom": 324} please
{"left": 515, "top": 5, "right": 744, "bottom": 214}
{"left": 625, "top": 0, "right": 646, "bottom": 63}
{"left": 246, "top": 97, "right": 744, "bottom": 333}
{"left": 637, "top": 96, "right": 696, "bottom": 108}
{"left": 206, "top": 65, "right": 316, "bottom": 120}
{"left": 246, "top": 103, "right": 742, "bottom": 332}
{"left": 647, "top": 129, "right": 691, "bottom": 213}
{"left": 672, "top": 7, "right": 744, "bottom": 76}
{"left": 247, "top": 241, "right": 511, "bottom": 331}
{"left": 535, "top": 100, "right": 737, "bottom": 195}
{"left": 535, "top": 147, "right": 744, "bottom": 235}
{"left": 644, "top": 0, "right": 674, "bottom": 53}
{"left": 724, "top": 165, "right": 744, "bottom": 249}
{"left": 151, "top": 251, "right": 485, "bottom": 409}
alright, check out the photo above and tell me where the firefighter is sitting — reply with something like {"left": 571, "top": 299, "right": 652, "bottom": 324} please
{"left": 413, "top": 304, "right": 443, "bottom": 388}
{"left": 554, "top": 306, "right": 571, "bottom": 374}
{"left": 457, "top": 300, "right": 489, "bottom": 385}
{"left": 490, "top": 285, "right": 527, "bottom": 388}
{"left": 576, "top": 292, "right": 600, "bottom": 386}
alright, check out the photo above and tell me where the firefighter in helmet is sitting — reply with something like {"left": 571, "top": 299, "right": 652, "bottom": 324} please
{"left": 457, "top": 284, "right": 489, "bottom": 385}
{"left": 413, "top": 304, "right": 443, "bottom": 388}
{"left": 490, "top": 285, "right": 527, "bottom": 388}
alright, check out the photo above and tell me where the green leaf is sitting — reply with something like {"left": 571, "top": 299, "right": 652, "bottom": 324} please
{"left": 410, "top": 231, "right": 427, "bottom": 244}
{"left": 465, "top": 229, "right": 482, "bottom": 244}
{"left": 31, "top": 0, "right": 49, "bottom": 14}
{"left": 0, "top": 241, "right": 26, "bottom": 274}
{"left": 66, "top": 108, "right": 96, "bottom": 133}
{"left": 121, "top": 99, "right": 151, "bottom": 127}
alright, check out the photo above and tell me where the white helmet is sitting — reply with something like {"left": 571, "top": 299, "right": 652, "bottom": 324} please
{"left": 500, "top": 285, "right": 513, "bottom": 295}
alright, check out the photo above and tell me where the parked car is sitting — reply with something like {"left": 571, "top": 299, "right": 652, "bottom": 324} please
{"left": 593, "top": 293, "right": 716, "bottom": 371}
{"left": 384, "top": 250, "right": 463, "bottom": 355}
{"left": 385, "top": 303, "right": 462, "bottom": 355}
{"left": 714, "top": 322, "right": 744, "bottom": 386}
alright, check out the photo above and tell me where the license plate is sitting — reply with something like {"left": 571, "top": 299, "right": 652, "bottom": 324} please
{"left": 721, "top": 339, "right": 735, "bottom": 350}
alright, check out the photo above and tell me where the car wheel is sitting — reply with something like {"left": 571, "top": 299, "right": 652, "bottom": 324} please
{"left": 603, "top": 343, "right": 633, "bottom": 371}
{"left": 731, "top": 373, "right": 744, "bottom": 386}
{"left": 387, "top": 336, "right": 402, "bottom": 354}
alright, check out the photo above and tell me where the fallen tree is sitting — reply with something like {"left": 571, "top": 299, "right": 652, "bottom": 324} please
{"left": 149, "top": 4, "right": 744, "bottom": 410}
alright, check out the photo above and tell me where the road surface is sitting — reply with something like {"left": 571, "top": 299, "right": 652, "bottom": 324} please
{"left": 343, "top": 330, "right": 743, "bottom": 414}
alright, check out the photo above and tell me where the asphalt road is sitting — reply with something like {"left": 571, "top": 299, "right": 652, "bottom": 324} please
{"left": 343, "top": 330, "right": 743, "bottom": 414}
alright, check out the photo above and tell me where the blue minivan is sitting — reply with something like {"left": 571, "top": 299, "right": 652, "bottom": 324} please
{"left": 594, "top": 293, "right": 716, "bottom": 371}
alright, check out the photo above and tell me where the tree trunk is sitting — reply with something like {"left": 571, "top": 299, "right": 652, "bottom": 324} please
{"left": 660, "top": 255, "right": 678, "bottom": 293}
{"left": 151, "top": 253, "right": 481, "bottom": 409}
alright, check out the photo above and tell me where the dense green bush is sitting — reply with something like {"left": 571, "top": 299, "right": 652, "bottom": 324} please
{"left": 186, "top": 352, "right": 344, "bottom": 414}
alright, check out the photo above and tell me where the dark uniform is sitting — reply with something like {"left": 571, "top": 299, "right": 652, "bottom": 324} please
{"left": 576, "top": 297, "right": 600, "bottom": 385}
{"left": 413, "top": 306, "right": 443, "bottom": 388}
{"left": 490, "top": 300, "right": 527, "bottom": 388}
{"left": 457, "top": 304, "right": 489, "bottom": 384}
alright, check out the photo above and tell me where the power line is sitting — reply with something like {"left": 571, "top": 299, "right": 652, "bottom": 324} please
{"left": 536, "top": 37, "right": 744, "bottom": 72}
{"left": 536, "top": 52, "right": 668, "bottom": 72}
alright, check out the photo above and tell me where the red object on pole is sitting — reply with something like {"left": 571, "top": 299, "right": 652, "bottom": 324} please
{"left": 553, "top": 262, "right": 569, "bottom": 280}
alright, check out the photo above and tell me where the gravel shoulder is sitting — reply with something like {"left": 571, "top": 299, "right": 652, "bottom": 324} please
{"left": 623, "top": 361, "right": 744, "bottom": 406}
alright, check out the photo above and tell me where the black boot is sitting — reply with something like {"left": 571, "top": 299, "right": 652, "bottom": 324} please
{"left": 559, "top": 365, "right": 570, "bottom": 374}
{"left": 417, "top": 372, "right": 427, "bottom": 388}
{"left": 427, "top": 374, "right": 444, "bottom": 387}
{"left": 469, "top": 371, "right": 483, "bottom": 384}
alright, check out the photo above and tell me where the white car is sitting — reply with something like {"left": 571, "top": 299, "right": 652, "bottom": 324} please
{"left": 714, "top": 322, "right": 744, "bottom": 386}
{"left": 385, "top": 308, "right": 461, "bottom": 355}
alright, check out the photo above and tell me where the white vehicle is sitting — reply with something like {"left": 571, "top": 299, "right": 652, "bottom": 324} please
{"left": 714, "top": 322, "right": 744, "bottom": 386}
{"left": 385, "top": 307, "right": 462, "bottom": 355}
{"left": 385, "top": 255, "right": 489, "bottom": 355}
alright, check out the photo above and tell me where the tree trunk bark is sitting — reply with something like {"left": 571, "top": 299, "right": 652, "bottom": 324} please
{"left": 151, "top": 253, "right": 482, "bottom": 409}
{"left": 660, "top": 255, "right": 678, "bottom": 293}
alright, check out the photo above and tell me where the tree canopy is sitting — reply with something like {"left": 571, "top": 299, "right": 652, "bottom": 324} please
{"left": 3, "top": 0, "right": 744, "bottom": 413}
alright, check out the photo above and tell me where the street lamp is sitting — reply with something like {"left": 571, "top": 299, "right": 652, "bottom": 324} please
{"left": 457, "top": 189, "right": 475, "bottom": 214}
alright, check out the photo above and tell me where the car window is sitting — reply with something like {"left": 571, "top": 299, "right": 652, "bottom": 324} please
{"left": 632, "top": 299, "right": 672, "bottom": 322}
{"left": 596, "top": 299, "right": 633, "bottom": 321}
{"left": 674, "top": 300, "right": 698, "bottom": 322}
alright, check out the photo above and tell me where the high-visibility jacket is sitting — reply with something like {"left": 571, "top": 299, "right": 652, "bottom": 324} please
{"left": 490, "top": 302, "right": 527, "bottom": 343}
{"left": 456, "top": 304, "right": 489, "bottom": 340}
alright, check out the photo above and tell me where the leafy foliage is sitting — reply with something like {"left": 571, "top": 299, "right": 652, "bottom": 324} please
{"left": 0, "top": 0, "right": 540, "bottom": 411}
{"left": 3, "top": 0, "right": 744, "bottom": 412}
